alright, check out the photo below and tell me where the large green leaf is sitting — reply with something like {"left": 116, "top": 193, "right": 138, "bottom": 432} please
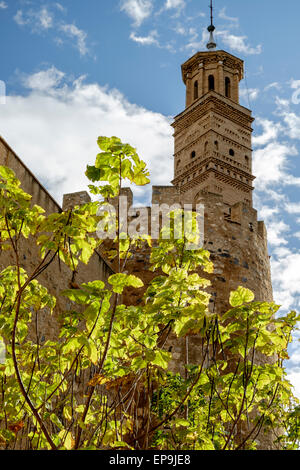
{"left": 108, "top": 273, "right": 143, "bottom": 294}
{"left": 229, "top": 286, "right": 255, "bottom": 307}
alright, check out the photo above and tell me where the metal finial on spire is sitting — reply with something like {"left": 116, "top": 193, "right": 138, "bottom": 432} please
{"left": 206, "top": 0, "right": 217, "bottom": 50}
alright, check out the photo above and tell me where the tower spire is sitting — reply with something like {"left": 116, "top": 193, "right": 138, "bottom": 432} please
{"left": 206, "top": 0, "right": 217, "bottom": 50}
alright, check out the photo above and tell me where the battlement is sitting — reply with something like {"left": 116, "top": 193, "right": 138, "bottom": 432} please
{"left": 108, "top": 186, "right": 268, "bottom": 251}
{"left": 62, "top": 191, "right": 91, "bottom": 211}
{"left": 152, "top": 185, "right": 180, "bottom": 205}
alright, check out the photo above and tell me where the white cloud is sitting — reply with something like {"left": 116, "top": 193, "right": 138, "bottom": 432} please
{"left": 13, "top": 5, "right": 90, "bottom": 57}
{"left": 184, "top": 27, "right": 207, "bottom": 53}
{"left": 129, "top": 30, "right": 159, "bottom": 46}
{"left": 285, "top": 202, "right": 300, "bottom": 214}
{"left": 253, "top": 118, "right": 282, "bottom": 147}
{"left": 290, "top": 79, "right": 300, "bottom": 105}
{"left": 165, "top": 0, "right": 185, "bottom": 10}
{"left": 260, "top": 188, "right": 286, "bottom": 203}
{"left": 0, "top": 1, "right": 7, "bottom": 9}
{"left": 120, "top": 0, "right": 153, "bottom": 27}
{"left": 254, "top": 201, "right": 291, "bottom": 248}
{"left": 55, "top": 3, "right": 66, "bottom": 13}
{"left": 173, "top": 24, "right": 197, "bottom": 38}
{"left": 157, "top": 0, "right": 186, "bottom": 19}
{"left": 286, "top": 370, "right": 300, "bottom": 400}
{"left": 0, "top": 68, "right": 173, "bottom": 206}
{"left": 287, "top": 338, "right": 300, "bottom": 399}
{"left": 129, "top": 30, "right": 174, "bottom": 51}
{"left": 218, "top": 7, "right": 238, "bottom": 24}
{"left": 240, "top": 88, "right": 259, "bottom": 102}
{"left": 289, "top": 349, "right": 300, "bottom": 368}
{"left": 257, "top": 205, "right": 279, "bottom": 221}
{"left": 22, "top": 66, "right": 65, "bottom": 91}
{"left": 217, "top": 30, "right": 262, "bottom": 55}
{"left": 272, "top": 246, "right": 291, "bottom": 258}
{"left": 290, "top": 79, "right": 300, "bottom": 93}
{"left": 281, "top": 111, "right": 300, "bottom": 140}
{"left": 273, "top": 95, "right": 300, "bottom": 145}
{"left": 14, "top": 10, "right": 29, "bottom": 26}
{"left": 59, "top": 23, "right": 89, "bottom": 56}
{"left": 185, "top": 29, "right": 262, "bottom": 56}
{"left": 186, "top": 11, "right": 205, "bottom": 21}
{"left": 264, "top": 82, "right": 281, "bottom": 92}
{"left": 174, "top": 24, "right": 186, "bottom": 35}
{"left": 266, "top": 219, "right": 289, "bottom": 246}
{"left": 276, "top": 97, "right": 290, "bottom": 110}
{"left": 271, "top": 251, "right": 300, "bottom": 311}
{"left": 14, "top": 7, "right": 53, "bottom": 31}
{"left": 38, "top": 7, "right": 53, "bottom": 29}
{"left": 253, "top": 141, "right": 298, "bottom": 189}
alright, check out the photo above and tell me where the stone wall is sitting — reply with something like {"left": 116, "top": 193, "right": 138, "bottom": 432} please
{"left": 121, "top": 187, "right": 273, "bottom": 372}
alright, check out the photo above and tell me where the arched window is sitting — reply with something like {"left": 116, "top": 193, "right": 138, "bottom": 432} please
{"left": 208, "top": 75, "right": 215, "bottom": 91}
{"left": 245, "top": 155, "right": 249, "bottom": 166}
{"left": 194, "top": 81, "right": 198, "bottom": 100}
{"left": 229, "top": 149, "right": 235, "bottom": 157}
{"left": 204, "top": 141, "right": 208, "bottom": 152}
{"left": 225, "top": 77, "right": 231, "bottom": 98}
{"left": 214, "top": 140, "right": 219, "bottom": 150}
{"left": 191, "top": 151, "right": 196, "bottom": 159}
{"left": 176, "top": 159, "right": 181, "bottom": 168}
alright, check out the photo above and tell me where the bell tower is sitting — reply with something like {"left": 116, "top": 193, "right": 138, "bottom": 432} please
{"left": 121, "top": 2, "right": 274, "bottom": 447}
{"left": 172, "top": 11, "right": 255, "bottom": 208}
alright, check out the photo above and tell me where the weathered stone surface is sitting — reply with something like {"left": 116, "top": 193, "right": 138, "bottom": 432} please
{"left": 62, "top": 191, "right": 91, "bottom": 211}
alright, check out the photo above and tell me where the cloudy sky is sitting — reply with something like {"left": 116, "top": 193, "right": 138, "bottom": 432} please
{"left": 1, "top": 0, "right": 300, "bottom": 397}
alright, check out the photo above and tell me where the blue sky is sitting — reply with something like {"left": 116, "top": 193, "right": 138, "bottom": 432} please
{"left": 1, "top": 0, "right": 300, "bottom": 396}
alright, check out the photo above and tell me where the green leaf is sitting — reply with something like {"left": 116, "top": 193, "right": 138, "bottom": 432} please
{"left": 0, "top": 166, "right": 16, "bottom": 180}
{"left": 152, "top": 350, "right": 171, "bottom": 369}
{"left": 108, "top": 273, "right": 143, "bottom": 294}
{"left": 85, "top": 165, "right": 101, "bottom": 182}
{"left": 61, "top": 289, "right": 90, "bottom": 304}
{"left": 229, "top": 286, "right": 255, "bottom": 307}
{"left": 174, "top": 419, "right": 190, "bottom": 427}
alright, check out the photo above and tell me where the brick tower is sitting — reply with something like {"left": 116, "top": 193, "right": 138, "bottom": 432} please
{"left": 164, "top": 45, "right": 274, "bottom": 365}
{"left": 123, "top": 40, "right": 273, "bottom": 370}
{"left": 123, "top": 12, "right": 273, "bottom": 377}
{"left": 162, "top": 9, "right": 276, "bottom": 448}
{"left": 146, "top": 20, "right": 275, "bottom": 448}
{"left": 172, "top": 49, "right": 254, "bottom": 208}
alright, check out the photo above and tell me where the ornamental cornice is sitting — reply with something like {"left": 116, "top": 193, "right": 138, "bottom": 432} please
{"left": 175, "top": 128, "right": 253, "bottom": 154}
{"left": 172, "top": 168, "right": 253, "bottom": 194}
{"left": 173, "top": 158, "right": 255, "bottom": 186}
{"left": 175, "top": 152, "right": 253, "bottom": 178}
{"left": 172, "top": 95, "right": 254, "bottom": 134}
